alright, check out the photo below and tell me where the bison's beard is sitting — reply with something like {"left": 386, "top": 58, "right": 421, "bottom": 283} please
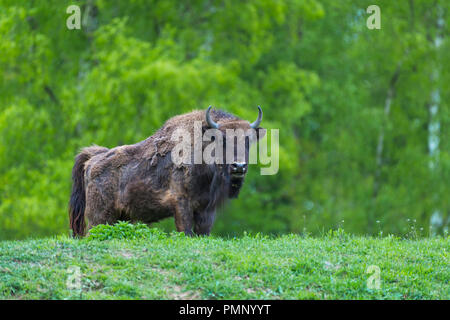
{"left": 206, "top": 165, "right": 245, "bottom": 214}
{"left": 228, "top": 174, "right": 245, "bottom": 198}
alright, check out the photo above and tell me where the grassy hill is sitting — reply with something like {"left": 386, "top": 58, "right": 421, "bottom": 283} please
{"left": 0, "top": 222, "right": 448, "bottom": 300}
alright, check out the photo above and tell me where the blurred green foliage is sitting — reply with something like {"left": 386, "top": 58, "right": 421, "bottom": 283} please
{"left": 0, "top": 0, "right": 448, "bottom": 239}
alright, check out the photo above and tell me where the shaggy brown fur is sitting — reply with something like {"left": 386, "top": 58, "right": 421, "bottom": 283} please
{"left": 69, "top": 108, "right": 265, "bottom": 237}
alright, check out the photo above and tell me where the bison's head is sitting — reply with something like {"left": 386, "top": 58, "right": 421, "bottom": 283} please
{"left": 204, "top": 106, "right": 266, "bottom": 198}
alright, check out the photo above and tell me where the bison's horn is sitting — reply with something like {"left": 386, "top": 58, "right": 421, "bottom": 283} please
{"left": 206, "top": 105, "right": 220, "bottom": 129}
{"left": 250, "top": 106, "right": 263, "bottom": 129}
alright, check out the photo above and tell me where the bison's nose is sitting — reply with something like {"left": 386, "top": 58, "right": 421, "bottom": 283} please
{"left": 231, "top": 162, "right": 247, "bottom": 174}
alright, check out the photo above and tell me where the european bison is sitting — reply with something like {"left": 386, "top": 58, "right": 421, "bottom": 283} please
{"left": 69, "top": 106, "right": 265, "bottom": 237}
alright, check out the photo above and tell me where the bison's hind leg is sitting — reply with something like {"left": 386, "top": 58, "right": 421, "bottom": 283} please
{"left": 84, "top": 183, "right": 121, "bottom": 234}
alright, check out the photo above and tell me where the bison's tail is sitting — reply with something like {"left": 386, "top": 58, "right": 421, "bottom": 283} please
{"left": 69, "top": 146, "right": 108, "bottom": 238}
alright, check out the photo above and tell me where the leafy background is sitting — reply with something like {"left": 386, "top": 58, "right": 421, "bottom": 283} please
{"left": 0, "top": 0, "right": 448, "bottom": 240}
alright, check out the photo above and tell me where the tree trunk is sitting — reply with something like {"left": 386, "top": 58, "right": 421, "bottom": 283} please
{"left": 373, "top": 64, "right": 401, "bottom": 198}
{"left": 428, "top": 5, "right": 444, "bottom": 235}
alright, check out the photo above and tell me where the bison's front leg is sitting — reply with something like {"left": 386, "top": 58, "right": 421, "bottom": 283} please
{"left": 174, "top": 198, "right": 194, "bottom": 236}
{"left": 193, "top": 210, "right": 216, "bottom": 236}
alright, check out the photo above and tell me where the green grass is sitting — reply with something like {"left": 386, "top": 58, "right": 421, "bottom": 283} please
{"left": 0, "top": 222, "right": 448, "bottom": 300}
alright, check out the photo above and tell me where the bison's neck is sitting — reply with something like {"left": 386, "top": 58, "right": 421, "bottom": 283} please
{"left": 192, "top": 165, "right": 245, "bottom": 214}
{"left": 188, "top": 164, "right": 227, "bottom": 211}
